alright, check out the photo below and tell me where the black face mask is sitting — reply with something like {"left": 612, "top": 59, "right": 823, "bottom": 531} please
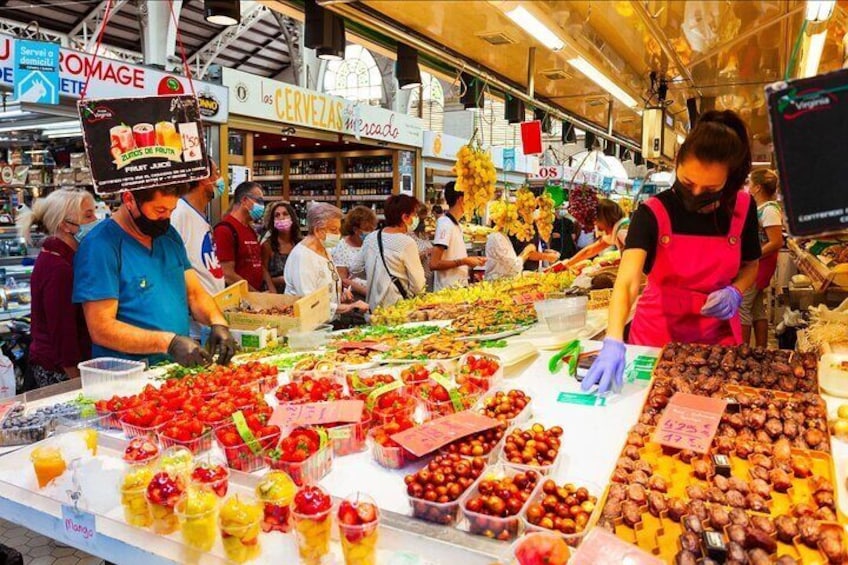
{"left": 129, "top": 196, "right": 170, "bottom": 238}
{"left": 673, "top": 180, "right": 723, "bottom": 213}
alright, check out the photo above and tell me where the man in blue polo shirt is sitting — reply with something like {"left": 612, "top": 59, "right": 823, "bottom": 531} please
{"left": 73, "top": 184, "right": 236, "bottom": 366}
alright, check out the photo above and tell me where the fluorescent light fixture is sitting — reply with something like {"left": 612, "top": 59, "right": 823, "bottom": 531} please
{"left": 0, "top": 119, "right": 80, "bottom": 134}
{"left": 802, "top": 31, "right": 828, "bottom": 77}
{"left": 42, "top": 120, "right": 81, "bottom": 130}
{"left": 568, "top": 56, "right": 639, "bottom": 108}
{"left": 506, "top": 6, "right": 565, "bottom": 51}
{"left": 805, "top": 0, "right": 835, "bottom": 22}
{"left": 44, "top": 127, "right": 82, "bottom": 136}
{"left": 0, "top": 110, "right": 29, "bottom": 120}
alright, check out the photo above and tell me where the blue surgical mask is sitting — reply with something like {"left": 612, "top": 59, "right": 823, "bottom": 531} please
{"left": 214, "top": 178, "right": 226, "bottom": 198}
{"left": 249, "top": 201, "right": 265, "bottom": 222}
{"left": 74, "top": 219, "right": 102, "bottom": 243}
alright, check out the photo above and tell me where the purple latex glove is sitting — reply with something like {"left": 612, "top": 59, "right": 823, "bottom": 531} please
{"left": 700, "top": 285, "right": 744, "bottom": 320}
{"left": 580, "top": 338, "right": 626, "bottom": 395}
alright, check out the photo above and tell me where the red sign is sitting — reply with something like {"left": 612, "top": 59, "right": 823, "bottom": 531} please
{"left": 570, "top": 528, "right": 664, "bottom": 565}
{"left": 520, "top": 120, "right": 543, "bottom": 155}
{"left": 390, "top": 411, "right": 501, "bottom": 457}
{"left": 269, "top": 399, "right": 364, "bottom": 429}
{"left": 652, "top": 392, "right": 727, "bottom": 453}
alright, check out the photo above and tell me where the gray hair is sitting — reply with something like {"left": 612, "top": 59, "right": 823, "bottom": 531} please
{"left": 306, "top": 202, "right": 343, "bottom": 233}
{"left": 17, "top": 189, "right": 95, "bottom": 244}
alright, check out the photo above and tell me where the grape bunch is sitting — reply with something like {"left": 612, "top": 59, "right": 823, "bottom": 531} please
{"left": 489, "top": 200, "right": 519, "bottom": 236}
{"left": 568, "top": 185, "right": 599, "bottom": 231}
{"left": 535, "top": 192, "right": 555, "bottom": 242}
{"left": 513, "top": 188, "right": 538, "bottom": 242}
{"left": 453, "top": 144, "right": 497, "bottom": 220}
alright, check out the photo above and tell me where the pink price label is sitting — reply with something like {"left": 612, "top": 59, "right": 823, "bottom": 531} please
{"left": 570, "top": 528, "right": 664, "bottom": 565}
{"left": 389, "top": 411, "right": 500, "bottom": 457}
{"left": 269, "top": 399, "right": 364, "bottom": 429}
{"left": 652, "top": 392, "right": 727, "bottom": 454}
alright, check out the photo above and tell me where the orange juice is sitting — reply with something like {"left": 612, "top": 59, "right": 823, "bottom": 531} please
{"left": 30, "top": 446, "right": 66, "bottom": 488}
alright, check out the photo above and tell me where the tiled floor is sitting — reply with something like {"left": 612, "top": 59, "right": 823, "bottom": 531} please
{"left": 0, "top": 519, "right": 103, "bottom": 565}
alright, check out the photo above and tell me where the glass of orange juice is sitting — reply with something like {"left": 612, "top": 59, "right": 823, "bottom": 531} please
{"left": 30, "top": 446, "right": 66, "bottom": 488}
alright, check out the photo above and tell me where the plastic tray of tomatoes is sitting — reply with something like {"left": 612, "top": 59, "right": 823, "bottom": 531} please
{"left": 346, "top": 370, "right": 398, "bottom": 402}
{"left": 214, "top": 421, "right": 281, "bottom": 473}
{"left": 326, "top": 410, "right": 371, "bottom": 456}
{"left": 157, "top": 416, "right": 213, "bottom": 455}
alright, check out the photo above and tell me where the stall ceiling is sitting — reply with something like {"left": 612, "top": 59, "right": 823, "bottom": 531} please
{"left": 321, "top": 0, "right": 848, "bottom": 146}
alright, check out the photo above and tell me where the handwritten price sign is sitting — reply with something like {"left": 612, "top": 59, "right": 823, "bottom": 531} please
{"left": 570, "top": 528, "right": 664, "bottom": 565}
{"left": 390, "top": 411, "right": 501, "bottom": 457}
{"left": 60, "top": 504, "right": 96, "bottom": 551}
{"left": 269, "top": 400, "right": 364, "bottom": 429}
{"left": 652, "top": 392, "right": 727, "bottom": 453}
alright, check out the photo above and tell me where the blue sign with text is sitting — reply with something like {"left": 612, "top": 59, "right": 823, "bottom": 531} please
{"left": 14, "top": 39, "right": 59, "bottom": 105}
{"left": 503, "top": 147, "right": 515, "bottom": 172}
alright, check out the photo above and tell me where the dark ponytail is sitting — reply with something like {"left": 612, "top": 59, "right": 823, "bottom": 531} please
{"left": 677, "top": 110, "right": 751, "bottom": 211}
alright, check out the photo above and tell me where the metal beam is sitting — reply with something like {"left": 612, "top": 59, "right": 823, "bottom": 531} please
{"left": 193, "top": 3, "right": 272, "bottom": 79}
{"left": 630, "top": 0, "right": 699, "bottom": 96}
{"left": 68, "top": 0, "right": 130, "bottom": 52}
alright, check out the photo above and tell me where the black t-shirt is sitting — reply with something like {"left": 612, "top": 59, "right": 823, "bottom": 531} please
{"left": 552, "top": 216, "right": 578, "bottom": 258}
{"left": 625, "top": 189, "right": 761, "bottom": 275}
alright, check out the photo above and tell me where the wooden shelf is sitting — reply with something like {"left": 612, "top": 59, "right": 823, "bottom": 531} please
{"left": 253, "top": 175, "right": 283, "bottom": 181}
{"left": 289, "top": 174, "right": 336, "bottom": 181}
{"left": 290, "top": 195, "right": 336, "bottom": 202}
{"left": 340, "top": 172, "right": 393, "bottom": 180}
{"left": 340, "top": 195, "right": 391, "bottom": 201}
{"left": 264, "top": 195, "right": 286, "bottom": 201}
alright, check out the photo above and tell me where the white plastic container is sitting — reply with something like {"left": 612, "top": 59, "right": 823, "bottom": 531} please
{"left": 286, "top": 324, "right": 334, "bottom": 351}
{"left": 534, "top": 296, "right": 588, "bottom": 333}
{"left": 78, "top": 357, "right": 146, "bottom": 400}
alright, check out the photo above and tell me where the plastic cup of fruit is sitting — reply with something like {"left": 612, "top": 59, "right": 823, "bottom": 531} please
{"left": 175, "top": 488, "right": 219, "bottom": 552}
{"left": 338, "top": 493, "right": 380, "bottom": 565}
{"left": 123, "top": 437, "right": 160, "bottom": 468}
{"left": 511, "top": 531, "right": 571, "bottom": 565}
{"left": 292, "top": 505, "right": 332, "bottom": 565}
{"left": 520, "top": 479, "right": 601, "bottom": 548}
{"left": 190, "top": 460, "right": 230, "bottom": 498}
{"left": 326, "top": 411, "right": 371, "bottom": 456}
{"left": 459, "top": 353, "right": 503, "bottom": 393}
{"left": 158, "top": 427, "right": 212, "bottom": 455}
{"left": 264, "top": 441, "right": 333, "bottom": 487}
{"left": 256, "top": 470, "right": 296, "bottom": 533}
{"left": 156, "top": 446, "right": 195, "bottom": 479}
{"left": 120, "top": 466, "right": 154, "bottom": 527}
{"left": 145, "top": 472, "right": 186, "bottom": 535}
{"left": 30, "top": 446, "right": 66, "bottom": 489}
{"left": 219, "top": 495, "right": 263, "bottom": 564}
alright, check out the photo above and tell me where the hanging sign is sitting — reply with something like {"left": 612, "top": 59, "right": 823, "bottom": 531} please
{"left": 503, "top": 147, "right": 516, "bottom": 171}
{"left": 78, "top": 95, "right": 209, "bottom": 194}
{"left": 520, "top": 120, "right": 543, "bottom": 155}
{"left": 14, "top": 39, "right": 59, "bottom": 105}
{"left": 767, "top": 68, "right": 848, "bottom": 236}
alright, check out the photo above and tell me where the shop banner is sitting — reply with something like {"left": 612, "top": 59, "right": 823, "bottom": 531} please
{"left": 14, "top": 39, "right": 59, "bottom": 105}
{"left": 78, "top": 95, "right": 209, "bottom": 194}
{"left": 767, "top": 68, "right": 848, "bottom": 236}
{"left": 532, "top": 164, "right": 602, "bottom": 187}
{"left": 222, "top": 67, "right": 424, "bottom": 147}
{"left": 0, "top": 34, "right": 229, "bottom": 123}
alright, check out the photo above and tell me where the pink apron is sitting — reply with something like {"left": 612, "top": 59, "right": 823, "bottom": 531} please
{"left": 628, "top": 193, "right": 751, "bottom": 347}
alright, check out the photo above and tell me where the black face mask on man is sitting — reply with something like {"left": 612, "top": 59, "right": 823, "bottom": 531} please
{"left": 673, "top": 180, "right": 723, "bottom": 213}
{"left": 128, "top": 194, "right": 170, "bottom": 238}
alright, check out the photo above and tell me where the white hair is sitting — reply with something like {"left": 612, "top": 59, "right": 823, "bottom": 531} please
{"left": 17, "top": 189, "right": 95, "bottom": 244}
{"left": 306, "top": 202, "right": 343, "bottom": 234}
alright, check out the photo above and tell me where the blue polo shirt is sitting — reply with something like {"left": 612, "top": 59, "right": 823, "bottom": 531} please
{"left": 73, "top": 219, "right": 191, "bottom": 364}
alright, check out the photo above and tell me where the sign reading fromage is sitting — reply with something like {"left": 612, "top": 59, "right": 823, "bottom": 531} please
{"left": 222, "top": 67, "right": 424, "bottom": 147}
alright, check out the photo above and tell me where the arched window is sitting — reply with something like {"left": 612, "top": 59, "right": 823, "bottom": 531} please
{"left": 407, "top": 71, "right": 445, "bottom": 131}
{"left": 323, "top": 45, "right": 383, "bottom": 103}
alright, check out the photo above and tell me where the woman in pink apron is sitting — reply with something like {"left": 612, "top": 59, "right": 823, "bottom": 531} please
{"left": 583, "top": 110, "right": 762, "bottom": 394}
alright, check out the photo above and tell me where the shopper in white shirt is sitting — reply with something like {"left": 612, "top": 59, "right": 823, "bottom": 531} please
{"left": 332, "top": 205, "right": 377, "bottom": 299}
{"left": 352, "top": 195, "right": 426, "bottom": 310}
{"left": 556, "top": 198, "right": 628, "bottom": 270}
{"left": 284, "top": 202, "right": 368, "bottom": 320}
{"left": 430, "top": 182, "right": 485, "bottom": 290}
{"left": 171, "top": 159, "right": 226, "bottom": 339}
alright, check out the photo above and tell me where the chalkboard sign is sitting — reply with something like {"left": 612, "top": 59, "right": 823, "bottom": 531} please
{"left": 767, "top": 68, "right": 848, "bottom": 236}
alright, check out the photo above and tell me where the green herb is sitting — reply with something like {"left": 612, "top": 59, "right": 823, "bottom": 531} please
{"left": 480, "top": 339, "right": 508, "bottom": 348}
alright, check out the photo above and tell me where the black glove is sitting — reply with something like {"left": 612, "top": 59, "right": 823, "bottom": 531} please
{"left": 168, "top": 335, "right": 211, "bottom": 367}
{"left": 207, "top": 324, "right": 237, "bottom": 365}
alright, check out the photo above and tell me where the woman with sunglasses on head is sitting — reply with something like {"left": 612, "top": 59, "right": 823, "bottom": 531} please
{"left": 584, "top": 110, "right": 761, "bottom": 395}
{"left": 261, "top": 201, "right": 301, "bottom": 293}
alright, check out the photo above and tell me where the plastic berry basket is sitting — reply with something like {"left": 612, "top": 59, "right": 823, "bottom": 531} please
{"left": 423, "top": 385, "right": 482, "bottom": 420}
{"left": 264, "top": 442, "right": 333, "bottom": 486}
{"left": 370, "top": 391, "right": 418, "bottom": 427}
{"left": 458, "top": 464, "right": 537, "bottom": 541}
{"left": 457, "top": 352, "right": 504, "bottom": 393}
{"left": 214, "top": 423, "right": 281, "bottom": 473}
{"left": 325, "top": 411, "right": 371, "bottom": 456}
{"left": 519, "top": 478, "right": 602, "bottom": 548}
{"left": 158, "top": 428, "right": 213, "bottom": 455}
{"left": 439, "top": 425, "right": 506, "bottom": 465}
{"left": 368, "top": 427, "right": 419, "bottom": 470}
{"left": 119, "top": 414, "right": 175, "bottom": 440}
{"left": 95, "top": 407, "right": 129, "bottom": 431}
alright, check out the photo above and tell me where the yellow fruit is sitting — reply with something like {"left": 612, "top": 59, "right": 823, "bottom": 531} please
{"left": 833, "top": 419, "right": 848, "bottom": 439}
{"left": 838, "top": 405, "right": 848, "bottom": 419}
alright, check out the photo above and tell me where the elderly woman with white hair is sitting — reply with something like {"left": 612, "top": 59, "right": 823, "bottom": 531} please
{"left": 17, "top": 189, "right": 98, "bottom": 388}
{"left": 284, "top": 202, "right": 368, "bottom": 322}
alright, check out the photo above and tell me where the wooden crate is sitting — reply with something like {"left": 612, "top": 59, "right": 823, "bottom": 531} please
{"left": 213, "top": 281, "right": 330, "bottom": 336}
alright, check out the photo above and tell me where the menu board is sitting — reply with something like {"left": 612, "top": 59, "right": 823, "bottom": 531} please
{"left": 767, "top": 68, "right": 848, "bottom": 236}
{"left": 77, "top": 94, "right": 209, "bottom": 194}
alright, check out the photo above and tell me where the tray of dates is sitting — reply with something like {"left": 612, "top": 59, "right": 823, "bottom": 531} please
{"left": 655, "top": 343, "right": 819, "bottom": 394}
{"left": 369, "top": 417, "right": 418, "bottom": 469}
{"left": 457, "top": 352, "right": 503, "bottom": 392}
{"left": 597, "top": 424, "right": 846, "bottom": 563}
{"left": 499, "top": 423, "right": 564, "bottom": 476}
{"left": 521, "top": 478, "right": 601, "bottom": 547}
{"left": 263, "top": 426, "right": 332, "bottom": 486}
{"left": 459, "top": 464, "right": 541, "bottom": 541}
{"left": 473, "top": 388, "right": 532, "bottom": 425}
{"left": 440, "top": 424, "right": 506, "bottom": 464}
{"left": 405, "top": 453, "right": 487, "bottom": 525}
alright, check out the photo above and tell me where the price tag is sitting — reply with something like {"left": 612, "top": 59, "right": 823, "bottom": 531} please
{"left": 269, "top": 400, "right": 364, "bottom": 429}
{"left": 390, "top": 411, "right": 500, "bottom": 457}
{"left": 652, "top": 392, "right": 727, "bottom": 454}
{"left": 570, "top": 528, "right": 664, "bottom": 565}
{"left": 0, "top": 400, "right": 19, "bottom": 424}
{"left": 60, "top": 504, "right": 96, "bottom": 551}
{"left": 556, "top": 392, "right": 606, "bottom": 407}
{"left": 333, "top": 341, "right": 391, "bottom": 353}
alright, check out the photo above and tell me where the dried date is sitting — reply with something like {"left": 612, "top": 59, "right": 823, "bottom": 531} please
{"left": 708, "top": 505, "right": 730, "bottom": 529}
{"left": 774, "top": 515, "right": 798, "bottom": 543}
{"left": 744, "top": 526, "right": 777, "bottom": 553}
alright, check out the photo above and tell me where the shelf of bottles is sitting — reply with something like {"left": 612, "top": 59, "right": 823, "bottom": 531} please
{"left": 289, "top": 157, "right": 336, "bottom": 180}
{"left": 252, "top": 160, "right": 283, "bottom": 181}
{"left": 341, "top": 201, "right": 385, "bottom": 220}
{"left": 340, "top": 156, "right": 393, "bottom": 204}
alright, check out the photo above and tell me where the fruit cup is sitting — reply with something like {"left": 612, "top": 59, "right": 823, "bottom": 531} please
{"left": 338, "top": 492, "right": 380, "bottom": 565}
{"left": 219, "top": 495, "right": 263, "bottom": 564}
{"left": 190, "top": 460, "right": 230, "bottom": 498}
{"left": 215, "top": 422, "right": 281, "bottom": 473}
{"left": 120, "top": 466, "right": 154, "bottom": 527}
{"left": 30, "top": 446, "right": 66, "bottom": 488}
{"left": 145, "top": 471, "right": 186, "bottom": 535}
{"left": 457, "top": 353, "right": 503, "bottom": 392}
{"left": 255, "top": 470, "right": 296, "bottom": 533}
{"left": 175, "top": 488, "right": 219, "bottom": 552}
{"left": 123, "top": 437, "right": 160, "bottom": 467}
{"left": 292, "top": 485, "right": 333, "bottom": 565}
{"left": 512, "top": 531, "right": 571, "bottom": 565}
{"left": 370, "top": 389, "right": 417, "bottom": 427}
{"left": 156, "top": 446, "right": 195, "bottom": 479}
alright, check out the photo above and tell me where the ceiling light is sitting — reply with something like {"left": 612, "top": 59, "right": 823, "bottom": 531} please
{"left": 805, "top": 0, "right": 835, "bottom": 22}
{"left": 281, "top": 137, "right": 287, "bottom": 140}
{"left": 506, "top": 6, "right": 565, "bottom": 51}
{"left": 43, "top": 127, "right": 82, "bottom": 136}
{"left": 46, "top": 131, "right": 82, "bottom": 139}
{"left": 204, "top": 0, "right": 240, "bottom": 26}
{"left": 568, "top": 56, "right": 639, "bottom": 109}
{"left": 305, "top": 0, "right": 345, "bottom": 61}
{"left": 396, "top": 43, "right": 422, "bottom": 90}
{"left": 315, "top": 142, "right": 321, "bottom": 146}
{"left": 802, "top": 30, "right": 828, "bottom": 77}
{"left": 290, "top": 144, "right": 296, "bottom": 147}
{"left": 504, "top": 96, "right": 525, "bottom": 124}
